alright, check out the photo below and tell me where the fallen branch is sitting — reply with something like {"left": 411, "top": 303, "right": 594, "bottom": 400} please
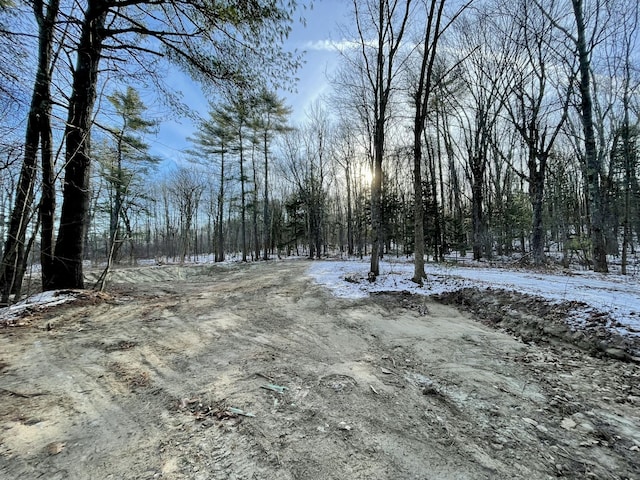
{"left": 0, "top": 387, "right": 46, "bottom": 398}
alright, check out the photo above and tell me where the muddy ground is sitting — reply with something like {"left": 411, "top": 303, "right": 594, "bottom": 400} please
{"left": 0, "top": 260, "right": 638, "bottom": 479}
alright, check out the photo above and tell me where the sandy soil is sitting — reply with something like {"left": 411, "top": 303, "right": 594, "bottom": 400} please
{"left": 0, "top": 260, "right": 638, "bottom": 479}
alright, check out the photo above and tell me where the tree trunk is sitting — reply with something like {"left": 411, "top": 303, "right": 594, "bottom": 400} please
{"left": 163, "top": 189, "right": 172, "bottom": 259}
{"left": 252, "top": 149, "right": 259, "bottom": 261}
{"left": 428, "top": 142, "right": 442, "bottom": 262}
{"left": 39, "top": 80, "right": 56, "bottom": 284}
{"left": 263, "top": 132, "right": 270, "bottom": 260}
{"left": 109, "top": 147, "right": 124, "bottom": 263}
{"left": 216, "top": 150, "right": 225, "bottom": 262}
{"left": 0, "top": 115, "right": 39, "bottom": 302}
{"left": 572, "top": 0, "right": 608, "bottom": 273}
{"left": 239, "top": 131, "right": 247, "bottom": 262}
{"left": 13, "top": 214, "right": 41, "bottom": 300}
{"left": 620, "top": 83, "right": 633, "bottom": 275}
{"left": 412, "top": 131, "right": 426, "bottom": 284}
{"left": 471, "top": 163, "right": 484, "bottom": 261}
{"left": 370, "top": 119, "right": 384, "bottom": 277}
{"left": 0, "top": 0, "right": 59, "bottom": 301}
{"left": 530, "top": 155, "right": 547, "bottom": 265}
{"left": 46, "top": 1, "right": 107, "bottom": 289}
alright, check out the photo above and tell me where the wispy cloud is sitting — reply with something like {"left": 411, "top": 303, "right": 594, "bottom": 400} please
{"left": 303, "top": 39, "right": 361, "bottom": 52}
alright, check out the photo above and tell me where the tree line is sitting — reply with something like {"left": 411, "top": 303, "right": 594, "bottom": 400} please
{"left": 1, "top": 0, "right": 639, "bottom": 303}
{"left": 152, "top": 0, "right": 638, "bottom": 282}
{"left": 0, "top": 0, "right": 301, "bottom": 301}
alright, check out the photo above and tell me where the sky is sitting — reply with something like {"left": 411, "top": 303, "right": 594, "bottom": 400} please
{"left": 285, "top": 0, "right": 352, "bottom": 119}
{"left": 150, "top": 0, "right": 351, "bottom": 167}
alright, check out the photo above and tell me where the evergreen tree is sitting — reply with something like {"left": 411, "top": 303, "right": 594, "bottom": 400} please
{"left": 100, "top": 86, "right": 158, "bottom": 266}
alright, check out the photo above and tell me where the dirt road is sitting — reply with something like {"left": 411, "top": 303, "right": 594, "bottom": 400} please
{"left": 0, "top": 260, "right": 638, "bottom": 479}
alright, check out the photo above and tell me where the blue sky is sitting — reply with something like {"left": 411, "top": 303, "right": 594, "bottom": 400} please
{"left": 150, "top": 0, "right": 351, "bottom": 165}
{"left": 285, "top": 0, "right": 351, "bottom": 119}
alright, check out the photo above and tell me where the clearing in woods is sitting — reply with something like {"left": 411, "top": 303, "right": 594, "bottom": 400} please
{"left": 0, "top": 260, "right": 638, "bottom": 479}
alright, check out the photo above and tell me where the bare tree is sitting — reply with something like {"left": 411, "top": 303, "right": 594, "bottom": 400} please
{"left": 331, "top": 120, "right": 359, "bottom": 256}
{"left": 449, "top": 10, "right": 507, "bottom": 261}
{"left": 494, "top": 0, "right": 573, "bottom": 264}
{"left": 278, "top": 105, "right": 332, "bottom": 259}
{"left": 605, "top": 0, "right": 640, "bottom": 274}
{"left": 406, "top": 0, "right": 469, "bottom": 284}
{"left": 0, "top": 0, "right": 59, "bottom": 302}
{"left": 169, "top": 168, "right": 205, "bottom": 262}
{"left": 534, "top": 0, "right": 613, "bottom": 271}
{"left": 571, "top": 0, "right": 609, "bottom": 272}
{"left": 350, "top": 0, "right": 413, "bottom": 279}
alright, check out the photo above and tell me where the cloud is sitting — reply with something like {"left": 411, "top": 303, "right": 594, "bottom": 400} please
{"left": 303, "top": 39, "right": 361, "bottom": 52}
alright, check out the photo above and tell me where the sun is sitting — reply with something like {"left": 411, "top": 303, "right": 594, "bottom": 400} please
{"left": 360, "top": 166, "right": 374, "bottom": 186}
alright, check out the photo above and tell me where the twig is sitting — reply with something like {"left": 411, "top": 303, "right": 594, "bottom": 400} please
{"left": 255, "top": 372, "right": 274, "bottom": 383}
{"left": 382, "top": 355, "right": 396, "bottom": 368}
{"left": 0, "top": 387, "right": 46, "bottom": 398}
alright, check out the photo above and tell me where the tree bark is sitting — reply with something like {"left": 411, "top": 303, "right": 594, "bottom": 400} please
{"left": 251, "top": 147, "right": 260, "bottom": 261}
{"left": 46, "top": 1, "right": 107, "bottom": 289}
{"left": 0, "top": 0, "right": 58, "bottom": 301}
{"left": 410, "top": 0, "right": 447, "bottom": 282}
{"left": 240, "top": 129, "right": 247, "bottom": 262}
{"left": 530, "top": 159, "right": 546, "bottom": 264}
{"left": 216, "top": 148, "right": 225, "bottom": 262}
{"left": 572, "top": 0, "right": 608, "bottom": 273}
{"left": 471, "top": 164, "right": 484, "bottom": 261}
{"left": 370, "top": 120, "right": 383, "bottom": 277}
{"left": 263, "top": 131, "right": 270, "bottom": 260}
{"left": 39, "top": 72, "right": 56, "bottom": 284}
{"left": 412, "top": 130, "right": 426, "bottom": 284}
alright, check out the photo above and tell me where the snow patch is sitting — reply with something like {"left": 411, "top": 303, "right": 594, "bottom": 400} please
{"left": 0, "top": 290, "right": 79, "bottom": 324}
{"left": 308, "top": 259, "right": 640, "bottom": 338}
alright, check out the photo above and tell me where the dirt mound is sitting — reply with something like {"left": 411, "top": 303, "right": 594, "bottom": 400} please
{"left": 433, "top": 287, "right": 640, "bottom": 362}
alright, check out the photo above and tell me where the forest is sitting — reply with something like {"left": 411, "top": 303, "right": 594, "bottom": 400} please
{"left": 2, "top": 2, "right": 640, "bottom": 478}
{"left": 0, "top": 0, "right": 639, "bottom": 302}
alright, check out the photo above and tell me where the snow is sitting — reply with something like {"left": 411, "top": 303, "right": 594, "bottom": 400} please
{"left": 3, "top": 256, "right": 639, "bottom": 340}
{"left": 308, "top": 258, "right": 640, "bottom": 338}
{"left": 0, "top": 290, "right": 78, "bottom": 325}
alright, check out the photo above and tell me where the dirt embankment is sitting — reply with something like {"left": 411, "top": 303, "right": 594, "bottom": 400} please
{"left": 434, "top": 287, "right": 640, "bottom": 361}
{"left": 0, "top": 261, "right": 638, "bottom": 479}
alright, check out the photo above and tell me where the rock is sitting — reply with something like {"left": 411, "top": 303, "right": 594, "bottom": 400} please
{"left": 605, "top": 348, "right": 627, "bottom": 360}
{"left": 46, "top": 442, "right": 65, "bottom": 455}
{"left": 577, "top": 422, "right": 595, "bottom": 433}
{"left": 338, "top": 421, "right": 352, "bottom": 431}
{"left": 560, "top": 418, "right": 577, "bottom": 430}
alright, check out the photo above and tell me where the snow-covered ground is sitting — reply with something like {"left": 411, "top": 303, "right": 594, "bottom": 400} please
{"left": 0, "top": 290, "right": 79, "bottom": 325}
{"left": 308, "top": 258, "right": 640, "bottom": 338}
